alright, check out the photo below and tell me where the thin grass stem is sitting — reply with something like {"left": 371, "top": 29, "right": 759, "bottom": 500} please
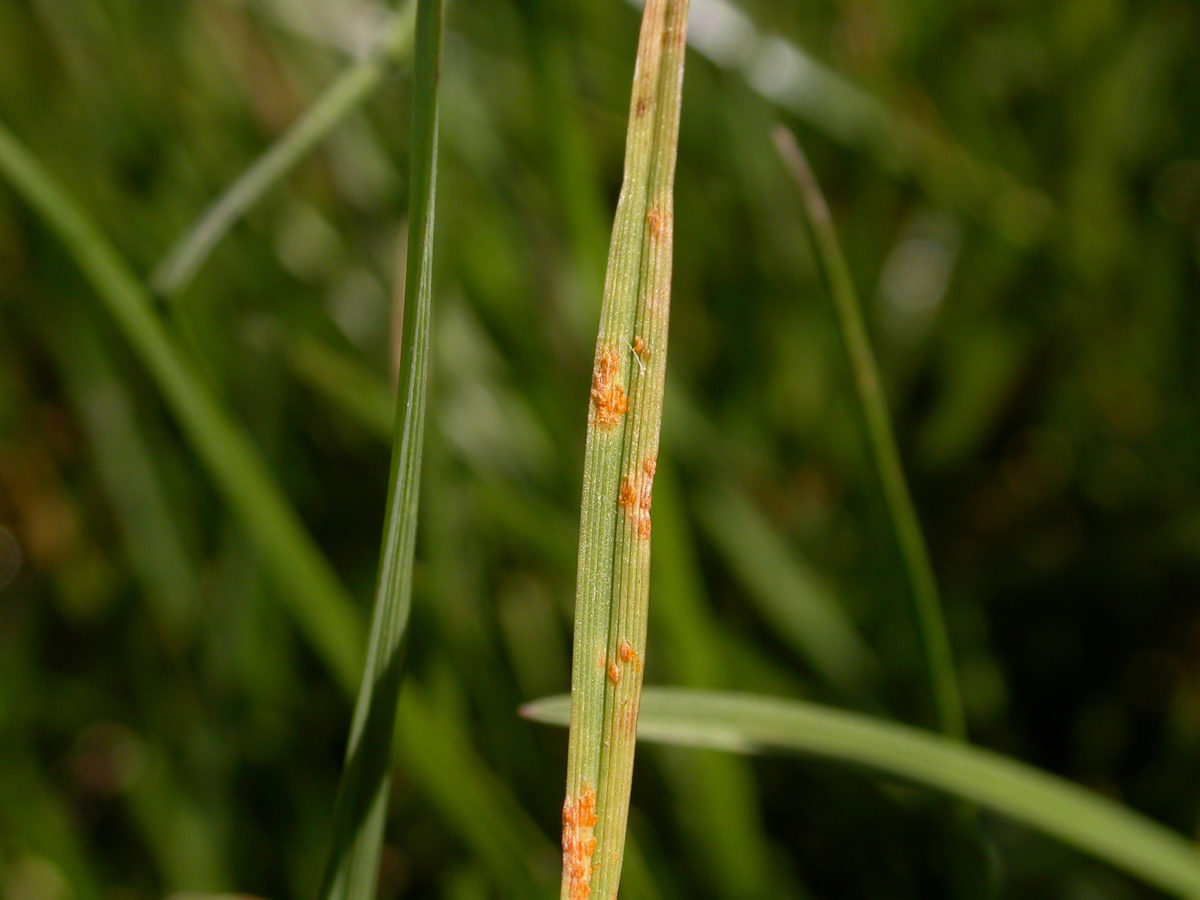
{"left": 774, "top": 127, "right": 966, "bottom": 741}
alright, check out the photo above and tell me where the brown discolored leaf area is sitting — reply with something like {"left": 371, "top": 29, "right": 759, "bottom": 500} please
{"left": 562, "top": 785, "right": 599, "bottom": 900}
{"left": 590, "top": 347, "right": 629, "bottom": 428}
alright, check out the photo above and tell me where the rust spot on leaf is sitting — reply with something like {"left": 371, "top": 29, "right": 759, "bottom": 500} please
{"left": 619, "top": 476, "right": 637, "bottom": 511}
{"left": 617, "top": 694, "right": 641, "bottom": 735}
{"left": 646, "top": 208, "right": 662, "bottom": 238}
{"left": 635, "top": 94, "right": 650, "bottom": 118}
{"left": 563, "top": 785, "right": 599, "bottom": 900}
{"left": 632, "top": 337, "right": 650, "bottom": 362}
{"left": 618, "top": 640, "right": 642, "bottom": 671}
{"left": 591, "top": 348, "right": 628, "bottom": 428}
{"left": 620, "top": 456, "right": 657, "bottom": 539}
{"left": 608, "top": 662, "right": 621, "bottom": 685}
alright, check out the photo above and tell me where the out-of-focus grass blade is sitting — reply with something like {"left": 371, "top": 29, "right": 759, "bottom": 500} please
{"left": 0, "top": 117, "right": 363, "bottom": 688}
{"left": 0, "top": 748, "right": 103, "bottom": 900}
{"left": 652, "top": 468, "right": 799, "bottom": 897}
{"left": 398, "top": 686, "right": 558, "bottom": 896}
{"left": 523, "top": 688, "right": 1200, "bottom": 898}
{"left": 151, "top": 3, "right": 416, "bottom": 296}
{"left": 653, "top": 0, "right": 1056, "bottom": 247}
{"left": 696, "top": 485, "right": 877, "bottom": 696}
{"left": 283, "top": 331, "right": 396, "bottom": 439}
{"left": 315, "top": 1, "right": 441, "bottom": 897}
{"left": 0, "top": 109, "right": 552, "bottom": 900}
{"left": 34, "top": 301, "right": 200, "bottom": 644}
{"left": 123, "top": 740, "right": 230, "bottom": 892}
{"left": 773, "top": 128, "right": 964, "bottom": 740}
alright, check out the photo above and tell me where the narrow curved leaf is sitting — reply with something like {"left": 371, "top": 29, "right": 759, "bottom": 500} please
{"left": 315, "top": 2, "right": 442, "bottom": 898}
{"left": 524, "top": 688, "right": 1200, "bottom": 898}
{"left": 774, "top": 127, "right": 964, "bottom": 739}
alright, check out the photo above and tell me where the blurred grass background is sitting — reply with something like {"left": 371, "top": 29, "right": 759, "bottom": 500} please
{"left": 1, "top": 0, "right": 1199, "bottom": 897}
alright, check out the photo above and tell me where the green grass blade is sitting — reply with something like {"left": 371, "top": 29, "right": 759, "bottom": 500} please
{"left": 667, "top": 0, "right": 1057, "bottom": 247}
{"left": 316, "top": 1, "right": 442, "bottom": 896}
{"left": 524, "top": 688, "right": 1200, "bottom": 898}
{"left": 0, "top": 116, "right": 363, "bottom": 688}
{"left": 282, "top": 330, "right": 396, "bottom": 439}
{"left": 151, "top": 4, "right": 416, "bottom": 296}
{"left": 0, "top": 114, "right": 551, "bottom": 900}
{"left": 34, "top": 302, "right": 200, "bottom": 643}
{"left": 695, "top": 485, "right": 878, "bottom": 695}
{"left": 774, "top": 127, "right": 965, "bottom": 740}
{"left": 0, "top": 748, "right": 104, "bottom": 900}
{"left": 561, "top": 2, "right": 690, "bottom": 897}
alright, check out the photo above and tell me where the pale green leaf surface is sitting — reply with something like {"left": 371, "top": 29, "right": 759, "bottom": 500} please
{"left": 524, "top": 688, "right": 1200, "bottom": 898}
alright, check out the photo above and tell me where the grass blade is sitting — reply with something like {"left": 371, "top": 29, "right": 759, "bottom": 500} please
{"left": 151, "top": 4, "right": 416, "bottom": 296}
{"left": 651, "top": 468, "right": 803, "bottom": 897}
{"left": 695, "top": 484, "right": 878, "bottom": 695}
{"left": 774, "top": 127, "right": 965, "bottom": 740}
{"left": 315, "top": 0, "right": 442, "bottom": 895}
{"left": 33, "top": 301, "right": 200, "bottom": 643}
{"left": 561, "top": 2, "right": 690, "bottom": 898}
{"left": 0, "top": 110, "right": 551, "bottom": 900}
{"left": 0, "top": 116, "right": 363, "bottom": 688}
{"left": 524, "top": 688, "right": 1200, "bottom": 898}
{"left": 659, "top": 0, "right": 1056, "bottom": 247}
{"left": 282, "top": 330, "right": 396, "bottom": 439}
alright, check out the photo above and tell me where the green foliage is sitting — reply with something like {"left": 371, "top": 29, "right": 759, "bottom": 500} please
{"left": 316, "top": 2, "right": 442, "bottom": 899}
{"left": 525, "top": 688, "right": 1200, "bottom": 897}
{"left": 1, "top": 1, "right": 1199, "bottom": 898}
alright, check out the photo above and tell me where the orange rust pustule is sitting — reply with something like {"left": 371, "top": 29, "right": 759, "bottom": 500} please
{"left": 619, "top": 455, "right": 657, "bottom": 539}
{"left": 618, "top": 476, "right": 638, "bottom": 511}
{"left": 618, "top": 640, "right": 642, "bottom": 671}
{"left": 608, "top": 662, "right": 621, "bottom": 685}
{"left": 646, "top": 208, "right": 663, "bottom": 238}
{"left": 591, "top": 348, "right": 628, "bottom": 428}
{"left": 563, "top": 786, "right": 599, "bottom": 900}
{"left": 632, "top": 337, "right": 650, "bottom": 361}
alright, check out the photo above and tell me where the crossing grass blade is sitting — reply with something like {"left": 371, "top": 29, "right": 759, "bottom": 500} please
{"left": 0, "top": 116, "right": 364, "bottom": 688}
{"left": 525, "top": 687, "right": 1200, "bottom": 898}
{"left": 151, "top": 3, "right": 416, "bottom": 297}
